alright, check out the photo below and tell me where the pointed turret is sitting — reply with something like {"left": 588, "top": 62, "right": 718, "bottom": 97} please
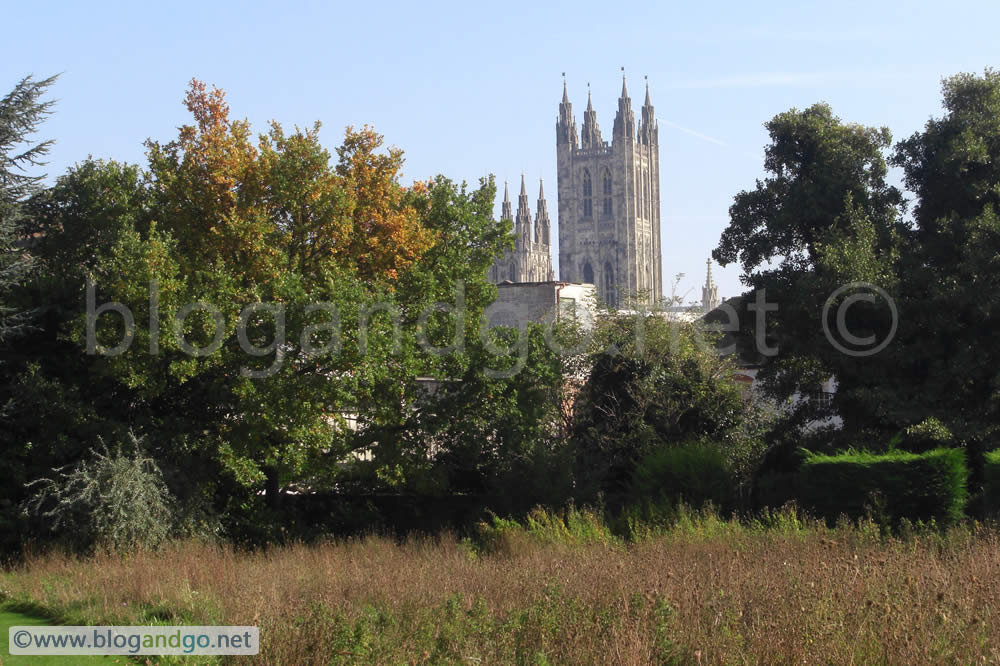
{"left": 613, "top": 69, "right": 635, "bottom": 142}
{"left": 581, "top": 83, "right": 603, "bottom": 149}
{"left": 702, "top": 259, "right": 720, "bottom": 313}
{"left": 556, "top": 74, "right": 578, "bottom": 147}
{"left": 515, "top": 173, "right": 532, "bottom": 244}
{"left": 500, "top": 181, "right": 513, "bottom": 221}
{"left": 535, "top": 178, "right": 551, "bottom": 246}
{"left": 640, "top": 75, "right": 657, "bottom": 146}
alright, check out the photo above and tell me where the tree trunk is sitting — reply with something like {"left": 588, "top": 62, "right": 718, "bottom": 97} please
{"left": 264, "top": 466, "right": 281, "bottom": 510}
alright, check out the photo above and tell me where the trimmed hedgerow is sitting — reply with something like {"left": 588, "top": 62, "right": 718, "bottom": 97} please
{"left": 984, "top": 450, "right": 1000, "bottom": 517}
{"left": 797, "top": 448, "right": 968, "bottom": 526}
{"left": 631, "top": 442, "right": 734, "bottom": 511}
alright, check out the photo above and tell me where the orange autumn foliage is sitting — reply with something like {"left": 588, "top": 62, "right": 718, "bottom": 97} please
{"left": 334, "top": 126, "right": 435, "bottom": 283}
{"left": 147, "top": 79, "right": 434, "bottom": 289}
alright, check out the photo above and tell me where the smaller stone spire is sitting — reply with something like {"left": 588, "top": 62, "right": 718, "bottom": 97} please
{"left": 702, "top": 258, "right": 720, "bottom": 313}
{"left": 535, "top": 177, "right": 550, "bottom": 246}
{"left": 581, "top": 82, "right": 603, "bottom": 149}
{"left": 515, "top": 173, "right": 532, "bottom": 243}
{"left": 613, "top": 67, "right": 635, "bottom": 142}
{"left": 501, "top": 180, "right": 513, "bottom": 221}
{"left": 640, "top": 75, "right": 657, "bottom": 146}
{"left": 557, "top": 73, "right": 578, "bottom": 147}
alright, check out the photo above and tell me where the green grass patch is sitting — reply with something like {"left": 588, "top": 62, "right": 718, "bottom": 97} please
{"left": 0, "top": 606, "right": 125, "bottom": 665}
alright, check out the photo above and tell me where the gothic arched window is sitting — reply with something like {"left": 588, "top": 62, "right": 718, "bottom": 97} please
{"left": 582, "top": 169, "right": 592, "bottom": 218}
{"left": 509, "top": 262, "right": 517, "bottom": 282}
{"left": 602, "top": 169, "right": 612, "bottom": 216}
{"left": 639, "top": 175, "right": 645, "bottom": 217}
{"left": 604, "top": 262, "right": 616, "bottom": 308}
{"left": 583, "top": 262, "right": 594, "bottom": 284}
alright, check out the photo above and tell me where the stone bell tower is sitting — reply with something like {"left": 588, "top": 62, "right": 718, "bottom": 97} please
{"left": 556, "top": 72, "right": 662, "bottom": 307}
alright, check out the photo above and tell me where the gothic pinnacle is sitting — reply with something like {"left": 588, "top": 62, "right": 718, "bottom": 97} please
{"left": 644, "top": 75, "right": 651, "bottom": 106}
{"left": 620, "top": 66, "right": 628, "bottom": 99}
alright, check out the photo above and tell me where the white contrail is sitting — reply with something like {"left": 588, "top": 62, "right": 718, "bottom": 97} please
{"left": 659, "top": 119, "right": 728, "bottom": 147}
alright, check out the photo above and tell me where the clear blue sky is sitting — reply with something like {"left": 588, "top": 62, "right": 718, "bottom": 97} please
{"left": 5, "top": 0, "right": 998, "bottom": 300}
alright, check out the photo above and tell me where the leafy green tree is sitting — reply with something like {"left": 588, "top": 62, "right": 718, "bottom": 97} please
{"left": 712, "top": 103, "right": 905, "bottom": 432}
{"left": 713, "top": 70, "right": 1000, "bottom": 479}
{"left": 890, "top": 68, "right": 1000, "bottom": 442}
{"left": 3, "top": 158, "right": 226, "bottom": 554}
{"left": 0, "top": 75, "right": 56, "bottom": 372}
{"left": 404, "top": 324, "right": 571, "bottom": 510}
{"left": 571, "top": 312, "right": 770, "bottom": 503}
{"left": 0, "top": 74, "right": 60, "bottom": 552}
{"left": 75, "top": 81, "right": 511, "bottom": 516}
{"left": 334, "top": 175, "right": 535, "bottom": 501}
{"left": 79, "top": 82, "right": 434, "bottom": 508}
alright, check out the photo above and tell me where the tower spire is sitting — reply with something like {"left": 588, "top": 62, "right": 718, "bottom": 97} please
{"left": 557, "top": 73, "right": 577, "bottom": 147}
{"left": 640, "top": 74, "right": 657, "bottom": 145}
{"left": 702, "top": 258, "right": 720, "bottom": 313}
{"left": 581, "top": 81, "right": 602, "bottom": 149}
{"left": 535, "top": 177, "right": 551, "bottom": 247}
{"left": 501, "top": 180, "right": 513, "bottom": 221}
{"left": 515, "top": 173, "right": 532, "bottom": 243}
{"left": 613, "top": 66, "right": 635, "bottom": 142}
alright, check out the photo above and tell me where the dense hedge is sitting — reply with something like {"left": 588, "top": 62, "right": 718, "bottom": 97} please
{"left": 631, "top": 442, "right": 733, "bottom": 510}
{"left": 797, "top": 448, "right": 968, "bottom": 526}
{"left": 984, "top": 450, "right": 1000, "bottom": 517}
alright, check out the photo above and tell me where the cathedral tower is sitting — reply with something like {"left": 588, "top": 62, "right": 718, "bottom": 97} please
{"left": 556, "top": 73, "right": 663, "bottom": 306}
{"left": 489, "top": 176, "right": 554, "bottom": 283}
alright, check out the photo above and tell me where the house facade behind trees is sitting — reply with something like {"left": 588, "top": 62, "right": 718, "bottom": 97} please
{"left": 485, "top": 281, "right": 597, "bottom": 330}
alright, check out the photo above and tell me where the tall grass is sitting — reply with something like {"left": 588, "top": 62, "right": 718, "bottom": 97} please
{"left": 2, "top": 507, "right": 1000, "bottom": 664}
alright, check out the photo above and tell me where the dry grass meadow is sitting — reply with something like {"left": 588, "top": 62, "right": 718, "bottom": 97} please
{"left": 3, "top": 507, "right": 1000, "bottom": 665}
